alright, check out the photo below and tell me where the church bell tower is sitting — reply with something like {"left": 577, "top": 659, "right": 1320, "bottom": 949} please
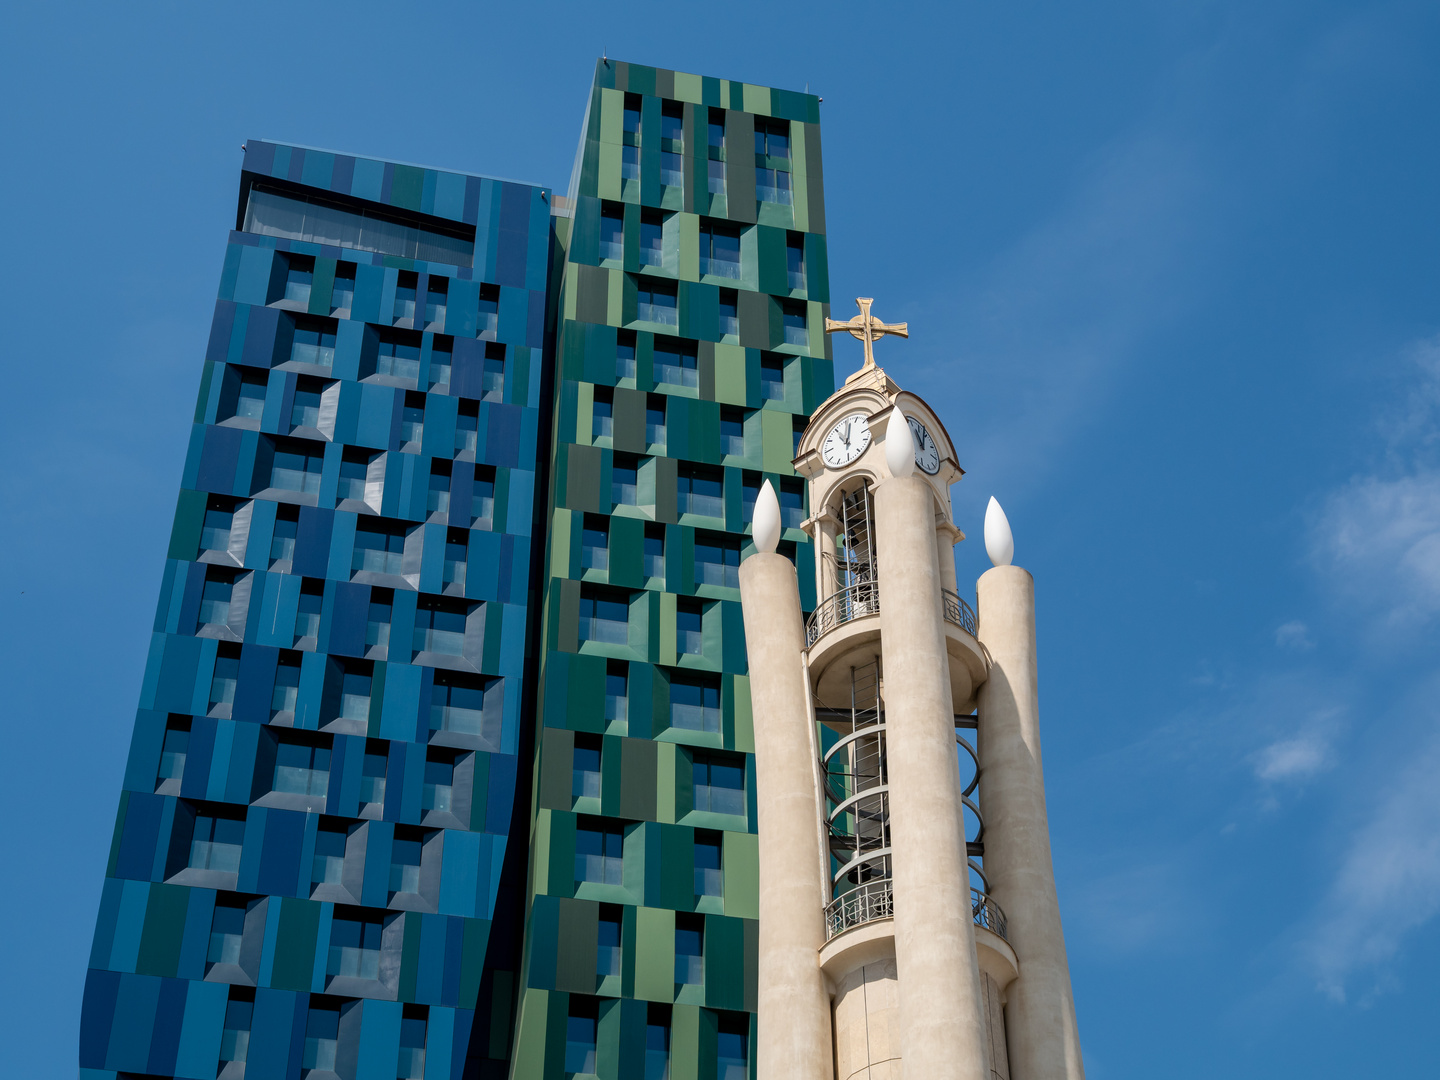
{"left": 736, "top": 300, "right": 1085, "bottom": 1080}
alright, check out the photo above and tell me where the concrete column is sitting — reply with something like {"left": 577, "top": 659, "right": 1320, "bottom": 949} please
{"left": 816, "top": 516, "right": 839, "bottom": 605}
{"left": 738, "top": 552, "right": 834, "bottom": 1080}
{"left": 873, "top": 476, "right": 989, "bottom": 1080}
{"left": 937, "top": 523, "right": 960, "bottom": 594}
{"left": 976, "top": 566, "right": 1084, "bottom": 1080}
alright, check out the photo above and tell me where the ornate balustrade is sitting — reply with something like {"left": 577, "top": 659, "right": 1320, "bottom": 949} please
{"left": 822, "top": 880, "right": 1010, "bottom": 944}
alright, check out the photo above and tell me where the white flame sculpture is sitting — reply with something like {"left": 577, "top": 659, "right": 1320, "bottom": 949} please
{"left": 753, "top": 479, "right": 782, "bottom": 554}
{"left": 984, "top": 496, "right": 1014, "bottom": 567}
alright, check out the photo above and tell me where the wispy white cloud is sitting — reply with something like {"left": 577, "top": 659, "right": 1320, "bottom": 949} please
{"left": 1274, "top": 620, "right": 1314, "bottom": 650}
{"left": 1253, "top": 734, "right": 1330, "bottom": 782}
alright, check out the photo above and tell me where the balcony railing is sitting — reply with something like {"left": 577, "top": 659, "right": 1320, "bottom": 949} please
{"left": 822, "top": 880, "right": 1010, "bottom": 943}
{"left": 806, "top": 580, "right": 880, "bottom": 646}
{"left": 942, "top": 589, "right": 978, "bottom": 637}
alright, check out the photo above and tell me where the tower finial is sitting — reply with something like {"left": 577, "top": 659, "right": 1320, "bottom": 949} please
{"left": 825, "top": 297, "right": 908, "bottom": 372}
{"left": 984, "top": 497, "right": 1014, "bottom": 566}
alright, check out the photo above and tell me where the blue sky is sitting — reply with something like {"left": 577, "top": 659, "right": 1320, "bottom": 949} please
{"left": 2, "top": 1, "right": 1438, "bottom": 1074}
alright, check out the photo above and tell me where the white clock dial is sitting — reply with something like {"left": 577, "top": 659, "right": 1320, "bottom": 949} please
{"left": 822, "top": 413, "right": 872, "bottom": 468}
{"left": 907, "top": 416, "right": 941, "bottom": 475}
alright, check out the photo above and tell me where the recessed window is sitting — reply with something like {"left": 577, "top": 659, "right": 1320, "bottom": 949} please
{"left": 646, "top": 395, "right": 666, "bottom": 447}
{"left": 290, "top": 378, "right": 326, "bottom": 430}
{"left": 430, "top": 672, "right": 501, "bottom": 741}
{"left": 757, "top": 168, "right": 792, "bottom": 206}
{"left": 597, "top": 907, "right": 622, "bottom": 976}
{"left": 647, "top": 1006, "right": 672, "bottom": 1080}
{"left": 708, "top": 159, "right": 726, "bottom": 197}
{"left": 643, "top": 525, "right": 665, "bottom": 580}
{"left": 389, "top": 833, "right": 422, "bottom": 898}
{"left": 283, "top": 255, "right": 314, "bottom": 307}
{"left": 377, "top": 330, "right": 422, "bottom": 381}
{"left": 393, "top": 271, "right": 418, "bottom": 325}
{"left": 353, "top": 519, "right": 407, "bottom": 575}
{"left": 398, "top": 1013, "right": 428, "bottom": 1080}
{"left": 605, "top": 660, "right": 628, "bottom": 723}
{"left": 694, "top": 753, "right": 746, "bottom": 815}
{"left": 660, "top": 102, "right": 683, "bottom": 146}
{"left": 612, "top": 456, "right": 638, "bottom": 508}
{"left": 781, "top": 300, "right": 808, "bottom": 347}
{"left": 220, "top": 994, "right": 253, "bottom": 1067}
{"left": 156, "top": 716, "right": 190, "bottom": 791}
{"left": 360, "top": 745, "right": 388, "bottom": 811}
{"left": 572, "top": 734, "right": 602, "bottom": 799}
{"left": 670, "top": 674, "right": 720, "bottom": 733}
{"left": 428, "top": 461, "right": 452, "bottom": 515}
{"left": 707, "top": 109, "right": 726, "bottom": 152}
{"left": 478, "top": 284, "right": 499, "bottom": 336}
{"left": 190, "top": 811, "right": 245, "bottom": 873}
{"left": 675, "top": 914, "right": 704, "bottom": 986}
{"left": 760, "top": 355, "right": 785, "bottom": 400}
{"left": 271, "top": 652, "right": 300, "bottom": 716}
{"left": 423, "top": 753, "right": 455, "bottom": 813}
{"left": 429, "top": 336, "right": 453, "bottom": 390}
{"left": 677, "top": 601, "right": 703, "bottom": 656}
{"left": 199, "top": 571, "right": 234, "bottom": 630}
{"left": 578, "top": 587, "right": 629, "bottom": 645}
{"left": 755, "top": 119, "right": 790, "bottom": 161}
{"left": 329, "top": 912, "right": 382, "bottom": 978}
{"left": 443, "top": 529, "right": 468, "bottom": 590}
{"left": 575, "top": 818, "right": 624, "bottom": 885}
{"left": 636, "top": 280, "right": 678, "bottom": 326}
{"left": 245, "top": 185, "right": 475, "bottom": 266}
{"left": 366, "top": 590, "right": 393, "bottom": 652}
{"left": 718, "top": 289, "right": 739, "bottom": 340}
{"left": 581, "top": 516, "right": 609, "bottom": 571}
{"left": 592, "top": 388, "right": 614, "bottom": 441}
{"left": 273, "top": 737, "right": 330, "bottom": 798}
{"left": 720, "top": 408, "right": 745, "bottom": 457}
{"left": 661, "top": 151, "right": 683, "bottom": 187}
{"left": 270, "top": 441, "right": 323, "bottom": 495}
{"left": 700, "top": 222, "right": 741, "bottom": 279}
{"left": 600, "top": 204, "right": 624, "bottom": 262}
{"left": 472, "top": 465, "right": 496, "bottom": 528}
{"left": 233, "top": 368, "right": 268, "bottom": 421}
{"left": 639, "top": 212, "right": 664, "bottom": 269}
{"left": 312, "top": 821, "right": 348, "bottom": 888}
{"left": 566, "top": 998, "right": 599, "bottom": 1076}
{"left": 401, "top": 391, "right": 426, "bottom": 445}
{"left": 695, "top": 533, "right": 741, "bottom": 589}
{"left": 338, "top": 665, "right": 373, "bottom": 723}
{"left": 695, "top": 831, "right": 723, "bottom": 897}
{"left": 482, "top": 343, "right": 506, "bottom": 403}
{"left": 425, "top": 276, "right": 448, "bottom": 329}
{"left": 291, "top": 317, "right": 336, "bottom": 368}
{"left": 779, "top": 477, "right": 805, "bottom": 528}
{"left": 678, "top": 464, "right": 724, "bottom": 518}
{"left": 200, "top": 501, "right": 234, "bottom": 557}
{"left": 655, "top": 339, "right": 697, "bottom": 389}
{"left": 338, "top": 448, "right": 378, "bottom": 504}
{"left": 331, "top": 263, "right": 355, "bottom": 314}
{"left": 455, "top": 400, "right": 479, "bottom": 454}
{"left": 270, "top": 505, "right": 298, "bottom": 566}
{"left": 616, "top": 331, "right": 637, "bottom": 380}
{"left": 295, "top": 579, "right": 324, "bottom": 642}
{"left": 413, "top": 596, "right": 470, "bottom": 657}
{"left": 207, "top": 895, "right": 250, "bottom": 967}
{"left": 717, "top": 1017, "right": 749, "bottom": 1080}
{"left": 210, "top": 647, "right": 239, "bottom": 708}
{"left": 622, "top": 96, "right": 642, "bottom": 140}
{"left": 786, "top": 232, "right": 806, "bottom": 290}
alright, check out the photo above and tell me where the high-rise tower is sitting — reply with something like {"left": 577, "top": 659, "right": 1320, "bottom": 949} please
{"left": 738, "top": 313, "right": 1085, "bottom": 1080}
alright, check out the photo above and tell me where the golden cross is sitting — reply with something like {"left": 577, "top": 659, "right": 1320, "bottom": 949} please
{"left": 825, "top": 297, "right": 909, "bottom": 371}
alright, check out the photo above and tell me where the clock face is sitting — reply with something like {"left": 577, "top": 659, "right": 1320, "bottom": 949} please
{"left": 822, "top": 413, "right": 872, "bottom": 468}
{"left": 907, "top": 416, "right": 941, "bottom": 474}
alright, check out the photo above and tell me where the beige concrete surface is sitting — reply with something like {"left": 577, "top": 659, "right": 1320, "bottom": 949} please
{"left": 976, "top": 566, "right": 1085, "bottom": 1080}
{"left": 834, "top": 958, "right": 903, "bottom": 1080}
{"left": 738, "top": 552, "right": 834, "bottom": 1080}
{"left": 874, "top": 475, "right": 990, "bottom": 1080}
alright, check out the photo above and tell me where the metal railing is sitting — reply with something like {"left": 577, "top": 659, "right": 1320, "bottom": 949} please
{"left": 822, "top": 881, "right": 1011, "bottom": 943}
{"left": 942, "top": 589, "right": 978, "bottom": 637}
{"left": 806, "top": 580, "right": 880, "bottom": 646}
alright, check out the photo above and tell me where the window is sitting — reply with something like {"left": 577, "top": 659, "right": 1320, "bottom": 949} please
{"left": 612, "top": 458, "right": 638, "bottom": 507}
{"left": 331, "top": 263, "right": 355, "bottom": 313}
{"left": 646, "top": 1007, "right": 672, "bottom": 1080}
{"left": 592, "top": 389, "right": 613, "bottom": 441}
{"left": 353, "top": 520, "right": 406, "bottom": 575}
{"left": 677, "top": 602, "right": 703, "bottom": 656}
{"left": 234, "top": 369, "right": 268, "bottom": 420}
{"left": 623, "top": 96, "right": 642, "bottom": 140}
{"left": 270, "top": 506, "right": 298, "bottom": 565}
{"left": 272, "top": 654, "right": 300, "bottom": 716}
{"left": 390, "top": 834, "right": 422, "bottom": 897}
{"left": 717, "top": 1019, "right": 749, "bottom": 1080}
{"left": 600, "top": 204, "right": 624, "bottom": 262}
{"left": 430, "top": 673, "right": 501, "bottom": 739}
{"left": 291, "top": 319, "right": 336, "bottom": 367}
{"left": 621, "top": 145, "right": 639, "bottom": 180}
{"left": 210, "top": 649, "right": 239, "bottom": 707}
{"left": 312, "top": 821, "right": 348, "bottom": 887}
{"left": 741, "top": 475, "right": 761, "bottom": 525}
{"left": 677, "top": 465, "right": 724, "bottom": 518}
{"left": 760, "top": 355, "right": 785, "bottom": 400}
{"left": 398, "top": 1014, "right": 427, "bottom": 1080}
{"left": 793, "top": 416, "right": 806, "bottom": 459}
{"left": 643, "top": 527, "right": 665, "bottom": 579}
{"left": 566, "top": 1001, "right": 598, "bottom": 1076}
{"left": 695, "top": 831, "right": 723, "bottom": 897}
{"left": 670, "top": 675, "right": 720, "bottom": 733}
{"left": 782, "top": 300, "right": 808, "bottom": 347}
{"left": 413, "top": 598, "right": 468, "bottom": 656}
{"left": 636, "top": 280, "right": 678, "bottom": 326}
{"left": 290, "top": 385, "right": 322, "bottom": 430}
{"left": 482, "top": 344, "right": 506, "bottom": 402}
{"left": 455, "top": 401, "right": 479, "bottom": 453}
{"left": 700, "top": 222, "right": 741, "bottom": 279}
{"left": 284, "top": 256, "right": 313, "bottom": 307}
{"left": 394, "top": 271, "right": 418, "bottom": 324}
{"left": 787, "top": 232, "right": 806, "bottom": 290}
{"left": 423, "top": 755, "right": 454, "bottom": 813}
{"left": 616, "top": 333, "right": 637, "bottom": 380}
{"left": 718, "top": 289, "right": 739, "bottom": 340}
{"left": 274, "top": 738, "right": 330, "bottom": 797}
{"left": 755, "top": 119, "right": 791, "bottom": 161}
{"left": 720, "top": 408, "right": 744, "bottom": 457}
{"left": 366, "top": 592, "right": 392, "bottom": 651}
{"left": 675, "top": 915, "right": 703, "bottom": 986}
{"left": 661, "top": 152, "right": 683, "bottom": 187}
{"left": 429, "top": 337, "right": 453, "bottom": 390}
{"left": 428, "top": 462, "right": 451, "bottom": 514}
{"left": 156, "top": 717, "right": 189, "bottom": 789}
{"left": 575, "top": 819, "right": 624, "bottom": 885}
{"left": 303, "top": 1004, "right": 340, "bottom": 1072}
{"left": 329, "top": 912, "right": 383, "bottom": 979}
{"left": 572, "top": 735, "right": 601, "bottom": 799}
{"left": 360, "top": 747, "right": 387, "bottom": 810}
{"left": 597, "top": 908, "right": 622, "bottom": 976}
{"left": 639, "top": 213, "right": 664, "bottom": 268}
{"left": 779, "top": 478, "right": 805, "bottom": 528}
{"left": 478, "top": 284, "right": 499, "bottom": 336}
{"left": 581, "top": 517, "right": 609, "bottom": 571}
{"left": 401, "top": 393, "right": 425, "bottom": 444}
{"left": 654, "top": 340, "right": 697, "bottom": 388}
{"left": 244, "top": 185, "right": 476, "bottom": 266}
{"left": 757, "top": 168, "right": 792, "bottom": 205}
{"left": 693, "top": 754, "right": 746, "bottom": 815}
{"left": 271, "top": 443, "right": 323, "bottom": 494}
{"left": 425, "top": 276, "right": 448, "bottom": 328}
{"left": 295, "top": 580, "right": 323, "bottom": 642}
{"left": 578, "top": 589, "right": 629, "bottom": 645}
{"left": 707, "top": 159, "right": 726, "bottom": 197}
{"left": 207, "top": 896, "right": 248, "bottom": 967}
{"left": 646, "top": 396, "right": 666, "bottom": 447}
{"left": 200, "top": 501, "right": 233, "bottom": 553}
{"left": 660, "top": 102, "right": 683, "bottom": 146}
{"left": 377, "top": 331, "right": 421, "bottom": 381}
{"left": 190, "top": 812, "right": 245, "bottom": 873}
{"left": 443, "top": 534, "right": 468, "bottom": 590}
{"left": 199, "top": 573, "right": 234, "bottom": 629}
{"left": 339, "top": 667, "right": 372, "bottom": 722}
{"left": 220, "top": 995, "right": 252, "bottom": 1066}
{"left": 695, "top": 534, "right": 741, "bottom": 588}
{"left": 472, "top": 467, "right": 496, "bottom": 528}
{"left": 708, "top": 110, "right": 726, "bottom": 152}
{"left": 605, "top": 661, "right": 628, "bottom": 723}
